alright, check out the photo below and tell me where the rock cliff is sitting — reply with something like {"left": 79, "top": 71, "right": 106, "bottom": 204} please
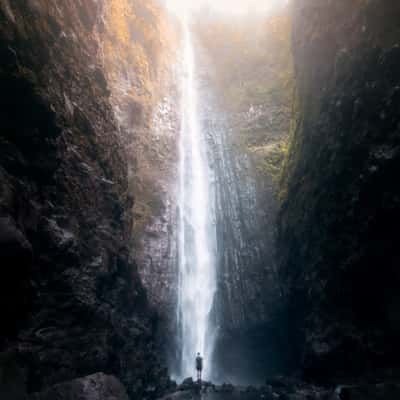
{"left": 194, "top": 9, "right": 295, "bottom": 383}
{"left": 100, "top": 0, "right": 181, "bottom": 360}
{"left": 2, "top": 0, "right": 400, "bottom": 394}
{"left": 279, "top": 0, "right": 400, "bottom": 382}
{"left": 0, "top": 0, "right": 172, "bottom": 397}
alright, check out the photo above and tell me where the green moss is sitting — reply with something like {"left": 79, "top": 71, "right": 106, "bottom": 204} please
{"left": 278, "top": 86, "right": 302, "bottom": 206}
{"left": 255, "top": 140, "right": 289, "bottom": 181}
{"left": 195, "top": 10, "right": 295, "bottom": 199}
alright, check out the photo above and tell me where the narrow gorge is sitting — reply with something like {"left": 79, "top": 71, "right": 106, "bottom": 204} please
{"left": 0, "top": 1, "right": 400, "bottom": 400}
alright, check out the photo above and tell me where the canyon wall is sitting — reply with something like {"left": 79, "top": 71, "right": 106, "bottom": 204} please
{"left": 101, "top": 0, "right": 181, "bottom": 358}
{"left": 0, "top": 0, "right": 173, "bottom": 397}
{"left": 279, "top": 0, "right": 400, "bottom": 382}
{"left": 194, "top": 9, "right": 295, "bottom": 383}
{"left": 3, "top": 0, "right": 399, "bottom": 392}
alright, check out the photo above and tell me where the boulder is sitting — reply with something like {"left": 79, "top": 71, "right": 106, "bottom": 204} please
{"left": 178, "top": 378, "right": 199, "bottom": 392}
{"left": 31, "top": 373, "right": 129, "bottom": 400}
{"left": 331, "top": 384, "right": 400, "bottom": 400}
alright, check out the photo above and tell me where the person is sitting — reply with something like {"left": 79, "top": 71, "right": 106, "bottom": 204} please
{"left": 195, "top": 352, "right": 203, "bottom": 381}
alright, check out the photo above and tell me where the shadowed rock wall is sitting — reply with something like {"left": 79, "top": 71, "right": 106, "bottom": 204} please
{"left": 279, "top": 0, "right": 400, "bottom": 382}
{"left": 0, "top": 0, "right": 172, "bottom": 397}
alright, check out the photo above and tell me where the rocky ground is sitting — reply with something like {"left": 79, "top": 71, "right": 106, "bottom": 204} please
{"left": 158, "top": 377, "right": 400, "bottom": 400}
{"left": 4, "top": 371, "right": 400, "bottom": 400}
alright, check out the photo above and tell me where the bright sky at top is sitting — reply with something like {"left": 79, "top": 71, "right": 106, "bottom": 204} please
{"left": 166, "top": 0, "right": 288, "bottom": 16}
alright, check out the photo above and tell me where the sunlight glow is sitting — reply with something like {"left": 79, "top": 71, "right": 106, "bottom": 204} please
{"left": 166, "top": 0, "right": 288, "bottom": 16}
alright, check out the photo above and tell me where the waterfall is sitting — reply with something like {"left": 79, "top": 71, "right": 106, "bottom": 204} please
{"left": 176, "top": 14, "right": 217, "bottom": 381}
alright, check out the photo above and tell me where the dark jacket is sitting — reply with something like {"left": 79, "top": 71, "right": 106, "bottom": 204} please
{"left": 196, "top": 356, "right": 203, "bottom": 371}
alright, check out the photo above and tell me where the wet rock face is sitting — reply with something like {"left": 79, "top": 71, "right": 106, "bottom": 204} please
{"left": 204, "top": 105, "right": 291, "bottom": 383}
{"left": 194, "top": 12, "right": 294, "bottom": 383}
{"left": 0, "top": 0, "right": 169, "bottom": 398}
{"left": 279, "top": 0, "right": 400, "bottom": 381}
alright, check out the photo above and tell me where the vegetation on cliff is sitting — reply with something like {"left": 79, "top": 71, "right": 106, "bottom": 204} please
{"left": 195, "top": 8, "right": 294, "bottom": 185}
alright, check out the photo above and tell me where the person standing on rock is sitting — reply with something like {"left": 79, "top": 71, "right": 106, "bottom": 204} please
{"left": 195, "top": 352, "right": 203, "bottom": 381}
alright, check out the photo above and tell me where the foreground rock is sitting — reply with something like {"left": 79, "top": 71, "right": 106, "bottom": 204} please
{"left": 159, "top": 380, "right": 400, "bottom": 400}
{"left": 31, "top": 373, "right": 128, "bottom": 400}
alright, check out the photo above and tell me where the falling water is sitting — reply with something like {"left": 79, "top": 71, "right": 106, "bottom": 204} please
{"left": 176, "top": 13, "right": 217, "bottom": 381}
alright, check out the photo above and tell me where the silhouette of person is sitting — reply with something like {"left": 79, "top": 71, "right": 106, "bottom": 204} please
{"left": 195, "top": 352, "right": 203, "bottom": 381}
